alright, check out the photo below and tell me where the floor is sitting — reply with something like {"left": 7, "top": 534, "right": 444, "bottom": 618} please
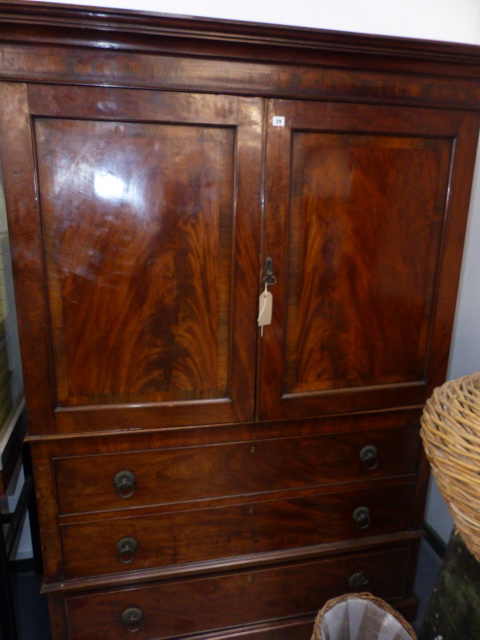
{"left": 3, "top": 538, "right": 442, "bottom": 640}
{"left": 8, "top": 571, "right": 50, "bottom": 640}
{"left": 412, "top": 538, "right": 444, "bottom": 633}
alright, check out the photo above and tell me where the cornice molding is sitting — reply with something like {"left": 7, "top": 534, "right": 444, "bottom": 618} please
{"left": 0, "top": 1, "right": 480, "bottom": 75}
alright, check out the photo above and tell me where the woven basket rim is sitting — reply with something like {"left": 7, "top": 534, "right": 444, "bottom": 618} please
{"left": 311, "top": 592, "right": 418, "bottom": 640}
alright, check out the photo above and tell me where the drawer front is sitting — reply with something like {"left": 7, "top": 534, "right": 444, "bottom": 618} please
{"left": 54, "top": 426, "right": 419, "bottom": 515}
{"left": 65, "top": 545, "right": 411, "bottom": 640}
{"left": 61, "top": 483, "right": 414, "bottom": 578}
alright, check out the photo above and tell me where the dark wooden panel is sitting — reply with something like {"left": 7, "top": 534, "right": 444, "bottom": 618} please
{"left": 1, "top": 36, "right": 480, "bottom": 110}
{"left": 54, "top": 426, "right": 419, "bottom": 515}
{"left": 37, "top": 118, "right": 234, "bottom": 405}
{"left": 27, "top": 410, "right": 423, "bottom": 583}
{"left": 260, "top": 99, "right": 479, "bottom": 420}
{"left": 30, "top": 407, "right": 423, "bottom": 449}
{"left": 60, "top": 483, "right": 415, "bottom": 579}
{"left": 23, "top": 86, "right": 262, "bottom": 432}
{"left": 65, "top": 546, "right": 411, "bottom": 640}
{"left": 28, "top": 84, "right": 243, "bottom": 123}
{"left": 285, "top": 132, "right": 448, "bottom": 392}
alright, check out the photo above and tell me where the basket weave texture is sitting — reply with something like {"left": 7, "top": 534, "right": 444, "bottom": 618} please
{"left": 311, "top": 592, "right": 417, "bottom": 640}
{"left": 421, "top": 372, "right": 480, "bottom": 563}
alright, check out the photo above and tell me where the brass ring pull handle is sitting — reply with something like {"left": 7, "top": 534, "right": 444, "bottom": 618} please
{"left": 348, "top": 570, "right": 369, "bottom": 590}
{"left": 113, "top": 470, "right": 136, "bottom": 498}
{"left": 359, "top": 445, "right": 379, "bottom": 470}
{"left": 117, "top": 537, "right": 139, "bottom": 564}
{"left": 353, "top": 506, "right": 371, "bottom": 530}
{"left": 121, "top": 607, "right": 143, "bottom": 633}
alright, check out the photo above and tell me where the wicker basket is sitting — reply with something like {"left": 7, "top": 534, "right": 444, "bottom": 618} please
{"left": 311, "top": 592, "right": 417, "bottom": 640}
{"left": 420, "top": 372, "right": 480, "bottom": 563}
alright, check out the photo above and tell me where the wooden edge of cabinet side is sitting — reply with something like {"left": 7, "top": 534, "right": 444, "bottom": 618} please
{"left": 0, "top": 82, "right": 56, "bottom": 435}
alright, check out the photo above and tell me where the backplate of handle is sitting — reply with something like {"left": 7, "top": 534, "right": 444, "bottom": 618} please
{"left": 121, "top": 607, "right": 143, "bottom": 633}
{"left": 359, "top": 445, "right": 379, "bottom": 470}
{"left": 348, "top": 570, "right": 369, "bottom": 590}
{"left": 117, "top": 537, "right": 139, "bottom": 564}
{"left": 353, "top": 506, "right": 371, "bottom": 530}
{"left": 113, "top": 470, "right": 136, "bottom": 498}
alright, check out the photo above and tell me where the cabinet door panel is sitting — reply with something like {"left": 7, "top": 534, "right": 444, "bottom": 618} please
{"left": 38, "top": 118, "right": 234, "bottom": 406}
{"left": 260, "top": 100, "right": 478, "bottom": 419}
{"left": 25, "top": 85, "right": 263, "bottom": 432}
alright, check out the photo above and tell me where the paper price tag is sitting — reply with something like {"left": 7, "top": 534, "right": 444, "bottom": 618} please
{"left": 258, "top": 290, "right": 273, "bottom": 336}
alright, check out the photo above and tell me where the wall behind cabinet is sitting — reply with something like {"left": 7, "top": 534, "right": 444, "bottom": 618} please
{"left": 16, "top": 0, "right": 480, "bottom": 551}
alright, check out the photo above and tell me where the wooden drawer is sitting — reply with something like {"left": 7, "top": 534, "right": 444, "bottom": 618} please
{"left": 64, "top": 545, "right": 411, "bottom": 640}
{"left": 54, "top": 426, "right": 419, "bottom": 515}
{"left": 60, "top": 483, "right": 414, "bottom": 579}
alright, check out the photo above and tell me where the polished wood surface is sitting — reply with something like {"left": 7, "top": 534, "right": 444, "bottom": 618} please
{"left": 1, "top": 42, "right": 480, "bottom": 111}
{"left": 60, "top": 482, "right": 414, "bottom": 579}
{"left": 39, "top": 118, "right": 234, "bottom": 404}
{"left": 65, "top": 546, "right": 411, "bottom": 640}
{"left": 0, "top": 83, "right": 56, "bottom": 434}
{"left": 1, "top": 5, "right": 479, "bottom": 639}
{"left": 26, "top": 85, "right": 263, "bottom": 428}
{"left": 2, "top": 3, "right": 480, "bottom": 110}
{"left": 1, "top": 45, "right": 476, "bottom": 434}
{"left": 54, "top": 426, "right": 419, "bottom": 515}
{"left": 285, "top": 133, "right": 447, "bottom": 390}
{"left": 31, "top": 410, "right": 423, "bottom": 584}
{"left": 260, "top": 99, "right": 479, "bottom": 419}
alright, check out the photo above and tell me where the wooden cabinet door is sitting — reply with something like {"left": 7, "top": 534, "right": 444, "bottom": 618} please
{"left": 2, "top": 84, "right": 262, "bottom": 433}
{"left": 259, "top": 99, "right": 479, "bottom": 420}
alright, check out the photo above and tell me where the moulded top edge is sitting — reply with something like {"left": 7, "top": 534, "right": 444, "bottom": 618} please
{"left": 1, "top": 1, "right": 480, "bottom": 72}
